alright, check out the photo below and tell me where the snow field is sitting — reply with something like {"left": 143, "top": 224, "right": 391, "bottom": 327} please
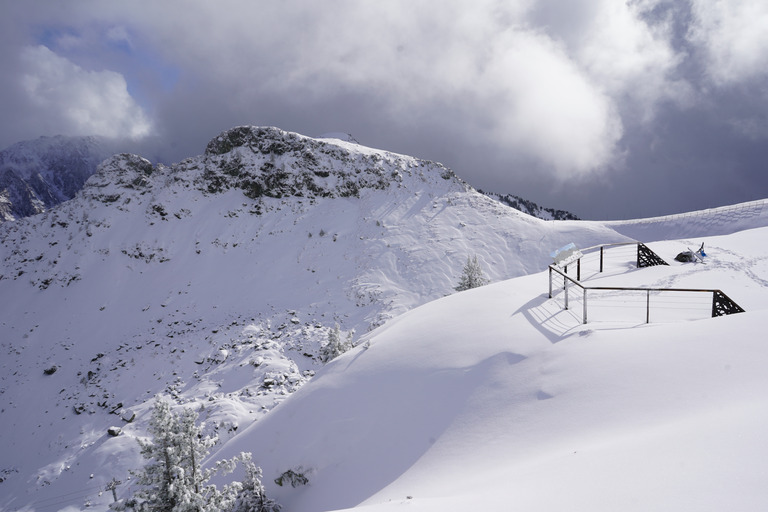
{"left": 213, "top": 228, "right": 768, "bottom": 512}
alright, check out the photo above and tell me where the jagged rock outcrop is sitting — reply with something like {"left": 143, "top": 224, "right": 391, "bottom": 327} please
{"left": 80, "top": 126, "right": 468, "bottom": 210}
{"left": 199, "top": 126, "right": 465, "bottom": 200}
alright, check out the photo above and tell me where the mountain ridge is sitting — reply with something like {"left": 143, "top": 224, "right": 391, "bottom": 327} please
{"left": 0, "top": 129, "right": 581, "bottom": 224}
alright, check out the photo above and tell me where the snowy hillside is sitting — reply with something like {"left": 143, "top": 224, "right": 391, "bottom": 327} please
{"left": 1, "top": 126, "right": 767, "bottom": 511}
{"left": 216, "top": 223, "right": 768, "bottom": 512}
{"left": 0, "top": 126, "right": 626, "bottom": 511}
{"left": 0, "top": 136, "right": 115, "bottom": 222}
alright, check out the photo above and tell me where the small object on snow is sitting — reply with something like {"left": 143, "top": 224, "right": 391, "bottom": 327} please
{"left": 107, "top": 426, "right": 122, "bottom": 437}
{"left": 43, "top": 365, "right": 58, "bottom": 375}
{"left": 551, "top": 242, "right": 582, "bottom": 268}
{"left": 274, "top": 468, "right": 309, "bottom": 487}
{"left": 120, "top": 408, "right": 136, "bottom": 423}
{"left": 675, "top": 243, "right": 706, "bottom": 263}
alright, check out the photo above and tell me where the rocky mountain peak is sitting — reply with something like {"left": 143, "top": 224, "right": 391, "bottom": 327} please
{"left": 197, "top": 125, "right": 467, "bottom": 201}
{"left": 204, "top": 126, "right": 301, "bottom": 156}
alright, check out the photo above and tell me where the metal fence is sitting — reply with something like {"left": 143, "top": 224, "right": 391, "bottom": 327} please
{"left": 548, "top": 243, "right": 745, "bottom": 324}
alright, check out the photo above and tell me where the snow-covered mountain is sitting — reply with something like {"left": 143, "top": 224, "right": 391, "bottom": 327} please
{"left": 1, "top": 126, "right": 766, "bottom": 512}
{"left": 0, "top": 136, "right": 119, "bottom": 222}
{"left": 0, "top": 132, "right": 576, "bottom": 226}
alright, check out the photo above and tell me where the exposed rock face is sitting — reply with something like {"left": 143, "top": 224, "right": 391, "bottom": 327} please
{"left": 484, "top": 191, "right": 580, "bottom": 220}
{"left": 79, "top": 126, "right": 468, "bottom": 211}
{"left": 199, "top": 126, "right": 464, "bottom": 200}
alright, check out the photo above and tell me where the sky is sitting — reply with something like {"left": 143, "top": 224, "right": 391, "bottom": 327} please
{"left": 1, "top": 0, "right": 767, "bottom": 220}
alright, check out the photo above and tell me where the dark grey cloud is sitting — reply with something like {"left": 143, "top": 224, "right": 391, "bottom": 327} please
{"left": 1, "top": 0, "right": 767, "bottom": 220}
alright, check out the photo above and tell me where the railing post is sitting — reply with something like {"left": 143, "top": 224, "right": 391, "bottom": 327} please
{"left": 646, "top": 289, "right": 650, "bottom": 323}
{"left": 583, "top": 288, "right": 588, "bottom": 324}
{"left": 564, "top": 277, "right": 569, "bottom": 310}
{"left": 599, "top": 246, "right": 604, "bottom": 273}
{"left": 577, "top": 258, "right": 581, "bottom": 281}
{"left": 548, "top": 266, "right": 553, "bottom": 298}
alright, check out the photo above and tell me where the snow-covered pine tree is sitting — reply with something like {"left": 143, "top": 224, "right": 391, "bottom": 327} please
{"left": 231, "top": 458, "right": 281, "bottom": 512}
{"left": 454, "top": 255, "right": 490, "bottom": 292}
{"left": 319, "top": 324, "right": 350, "bottom": 363}
{"left": 121, "top": 397, "right": 243, "bottom": 512}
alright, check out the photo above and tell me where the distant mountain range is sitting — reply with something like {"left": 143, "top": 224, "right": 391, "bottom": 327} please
{"left": 482, "top": 191, "right": 580, "bottom": 220}
{"left": 0, "top": 135, "right": 120, "bottom": 221}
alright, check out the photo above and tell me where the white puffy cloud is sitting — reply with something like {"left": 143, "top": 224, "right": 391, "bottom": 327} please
{"left": 688, "top": 0, "right": 768, "bottom": 86}
{"left": 572, "top": 0, "right": 693, "bottom": 118}
{"left": 3, "top": 0, "right": 768, "bottom": 210}
{"left": 475, "top": 29, "right": 623, "bottom": 178}
{"left": 108, "top": 1, "right": 625, "bottom": 178}
{"left": 18, "top": 45, "right": 151, "bottom": 139}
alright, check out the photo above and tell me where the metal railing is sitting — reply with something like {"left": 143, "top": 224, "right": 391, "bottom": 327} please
{"left": 548, "top": 243, "right": 745, "bottom": 324}
{"left": 558, "top": 242, "right": 668, "bottom": 281}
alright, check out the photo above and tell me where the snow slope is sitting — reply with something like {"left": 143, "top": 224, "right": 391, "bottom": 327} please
{"left": 216, "top": 225, "right": 768, "bottom": 512}
{"left": 1, "top": 126, "right": 766, "bottom": 511}
{"left": 0, "top": 127, "right": 625, "bottom": 511}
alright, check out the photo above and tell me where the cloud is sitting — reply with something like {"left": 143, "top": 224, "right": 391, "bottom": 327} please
{"left": 572, "top": 0, "right": 694, "bottom": 118}
{"left": 18, "top": 45, "right": 151, "bottom": 139}
{"left": 688, "top": 0, "right": 768, "bottom": 86}
{"left": 2, "top": 0, "right": 768, "bottom": 219}
{"left": 476, "top": 29, "right": 623, "bottom": 179}
{"left": 2, "top": 1, "right": 683, "bottom": 179}
{"left": 102, "top": 1, "right": 626, "bottom": 179}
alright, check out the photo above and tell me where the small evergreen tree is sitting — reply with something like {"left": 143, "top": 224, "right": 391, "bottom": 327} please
{"left": 123, "top": 397, "right": 243, "bottom": 512}
{"left": 231, "top": 458, "right": 281, "bottom": 512}
{"left": 454, "top": 255, "right": 490, "bottom": 292}
{"left": 319, "top": 324, "right": 350, "bottom": 363}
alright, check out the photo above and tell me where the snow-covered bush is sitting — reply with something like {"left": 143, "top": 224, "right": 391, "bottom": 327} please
{"left": 319, "top": 324, "right": 351, "bottom": 363}
{"left": 120, "top": 397, "right": 244, "bottom": 512}
{"left": 454, "top": 255, "right": 490, "bottom": 292}
{"left": 231, "top": 458, "right": 281, "bottom": 512}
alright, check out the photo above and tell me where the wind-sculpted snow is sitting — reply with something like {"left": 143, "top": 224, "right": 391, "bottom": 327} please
{"left": 0, "top": 125, "right": 719, "bottom": 512}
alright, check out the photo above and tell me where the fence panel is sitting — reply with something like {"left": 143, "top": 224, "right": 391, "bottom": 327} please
{"left": 547, "top": 242, "right": 744, "bottom": 324}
